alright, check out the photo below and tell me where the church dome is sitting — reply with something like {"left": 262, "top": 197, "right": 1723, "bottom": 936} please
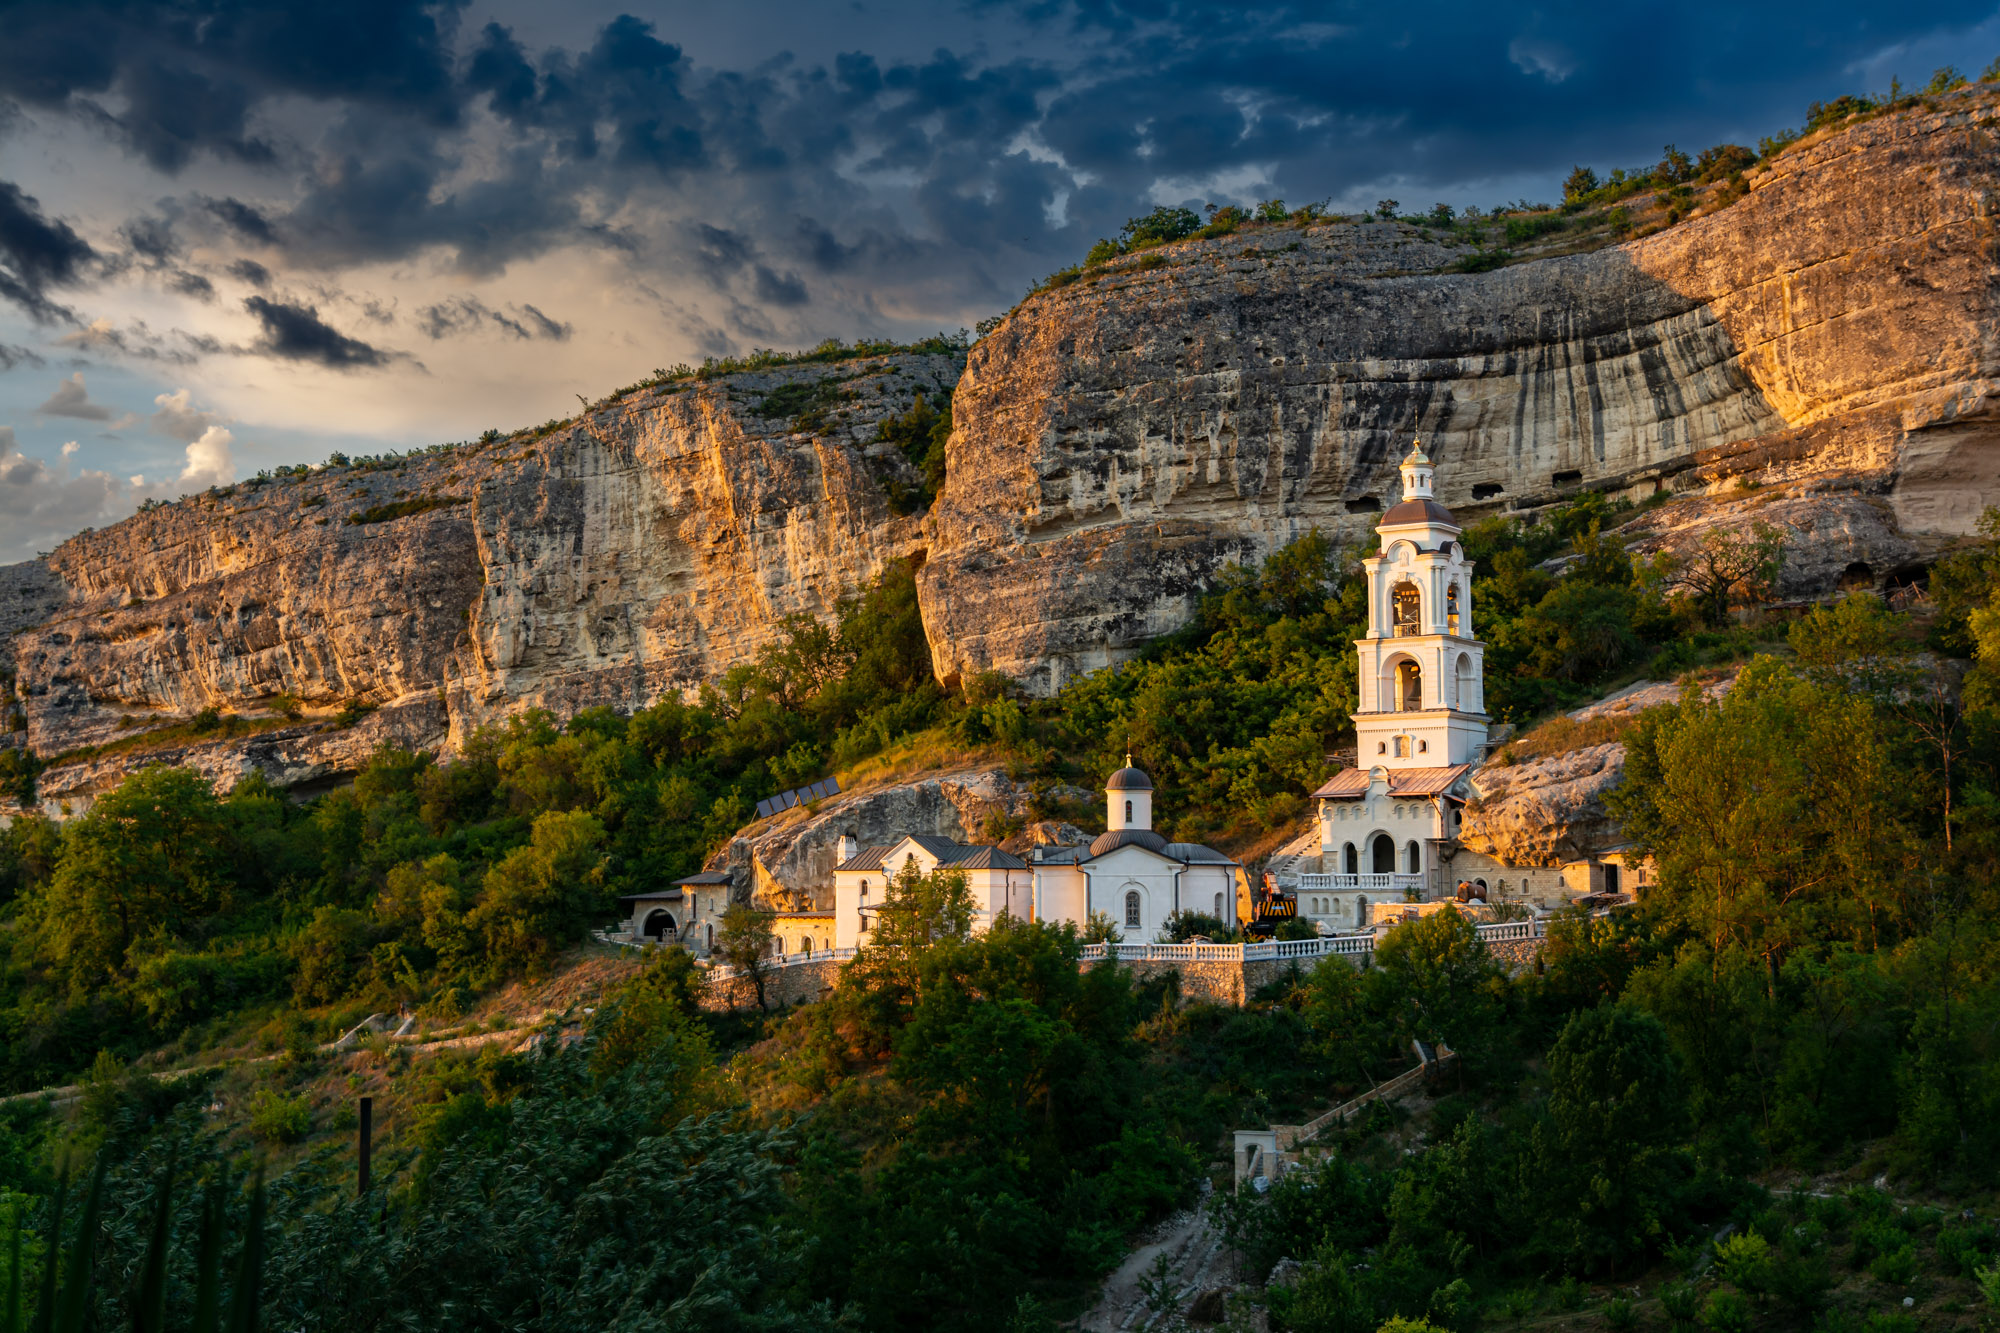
{"left": 1089, "top": 827, "right": 1168, "bottom": 857}
{"left": 1381, "top": 497, "right": 1458, "bottom": 527}
{"left": 1105, "top": 762, "right": 1154, "bottom": 791}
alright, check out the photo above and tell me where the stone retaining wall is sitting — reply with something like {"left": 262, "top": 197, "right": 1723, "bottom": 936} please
{"left": 703, "top": 957, "right": 843, "bottom": 1012}
{"left": 700, "top": 939, "right": 1546, "bottom": 1013}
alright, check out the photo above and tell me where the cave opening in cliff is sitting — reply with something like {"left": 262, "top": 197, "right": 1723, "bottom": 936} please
{"left": 1472, "top": 483, "right": 1505, "bottom": 500}
{"left": 1345, "top": 497, "right": 1381, "bottom": 513}
{"left": 1551, "top": 469, "right": 1583, "bottom": 486}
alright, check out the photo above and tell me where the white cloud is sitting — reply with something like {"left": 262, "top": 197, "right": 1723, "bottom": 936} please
{"left": 1509, "top": 36, "right": 1576, "bottom": 83}
{"left": 150, "top": 387, "right": 228, "bottom": 443}
{"left": 37, "top": 371, "right": 118, "bottom": 422}
{"left": 176, "top": 425, "right": 236, "bottom": 489}
{"left": 61, "top": 440, "right": 79, "bottom": 457}
{"left": 0, "top": 427, "right": 138, "bottom": 562}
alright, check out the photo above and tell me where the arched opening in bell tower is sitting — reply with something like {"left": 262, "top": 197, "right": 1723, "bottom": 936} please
{"left": 1396, "top": 659, "right": 1422, "bottom": 711}
{"left": 1446, "top": 583, "right": 1461, "bottom": 635}
{"left": 1391, "top": 582, "right": 1421, "bottom": 637}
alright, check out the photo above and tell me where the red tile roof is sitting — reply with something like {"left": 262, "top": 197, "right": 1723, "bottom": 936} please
{"left": 1310, "top": 764, "right": 1471, "bottom": 799}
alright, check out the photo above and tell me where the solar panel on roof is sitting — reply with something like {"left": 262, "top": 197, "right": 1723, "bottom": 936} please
{"left": 811, "top": 780, "right": 832, "bottom": 799}
{"left": 755, "top": 798, "right": 774, "bottom": 818}
{"left": 825, "top": 776, "right": 841, "bottom": 796}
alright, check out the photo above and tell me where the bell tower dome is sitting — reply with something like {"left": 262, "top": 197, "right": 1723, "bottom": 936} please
{"left": 1352, "top": 441, "right": 1489, "bottom": 769}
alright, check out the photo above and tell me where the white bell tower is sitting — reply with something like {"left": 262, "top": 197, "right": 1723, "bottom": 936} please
{"left": 1353, "top": 442, "right": 1489, "bottom": 769}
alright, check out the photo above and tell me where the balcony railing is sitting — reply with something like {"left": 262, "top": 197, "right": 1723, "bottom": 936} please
{"left": 1292, "top": 873, "right": 1424, "bottom": 895}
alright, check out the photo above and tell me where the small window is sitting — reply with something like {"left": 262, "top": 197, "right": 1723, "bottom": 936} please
{"left": 1124, "top": 891, "right": 1142, "bottom": 930}
{"left": 1125, "top": 799, "right": 1133, "bottom": 822}
{"left": 860, "top": 879, "right": 869, "bottom": 897}
{"left": 1418, "top": 740, "right": 1428, "bottom": 753}
{"left": 1393, "top": 736, "right": 1409, "bottom": 758}
{"left": 1377, "top": 742, "right": 1387, "bottom": 754}
{"left": 1214, "top": 892, "right": 1224, "bottom": 917}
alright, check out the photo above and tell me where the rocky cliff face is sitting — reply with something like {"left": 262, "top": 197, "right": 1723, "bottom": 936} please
{"left": 919, "top": 96, "right": 2000, "bottom": 691}
{"left": 5, "top": 354, "right": 957, "bottom": 805}
{"left": 6, "top": 94, "right": 2000, "bottom": 804}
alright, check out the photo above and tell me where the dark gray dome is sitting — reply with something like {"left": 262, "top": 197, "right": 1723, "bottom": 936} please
{"left": 1089, "top": 827, "right": 1168, "bottom": 857}
{"left": 1106, "top": 764, "right": 1154, "bottom": 791}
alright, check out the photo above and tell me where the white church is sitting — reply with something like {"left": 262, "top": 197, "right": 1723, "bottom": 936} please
{"left": 831, "top": 759, "right": 1242, "bottom": 949}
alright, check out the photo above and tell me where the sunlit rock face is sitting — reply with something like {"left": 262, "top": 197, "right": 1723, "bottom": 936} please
{"left": 919, "top": 98, "right": 2000, "bottom": 693}
{"left": 8, "top": 95, "right": 2000, "bottom": 803}
{"left": 4, "top": 353, "right": 958, "bottom": 805}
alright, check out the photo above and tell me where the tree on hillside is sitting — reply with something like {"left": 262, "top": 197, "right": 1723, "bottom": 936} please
{"left": 717, "top": 902, "right": 777, "bottom": 1011}
{"left": 1366, "top": 908, "right": 1504, "bottom": 1060}
{"left": 841, "top": 860, "right": 974, "bottom": 1028}
{"left": 470, "top": 809, "right": 608, "bottom": 979}
{"left": 28, "top": 765, "right": 233, "bottom": 992}
{"left": 1666, "top": 521, "right": 1787, "bottom": 626}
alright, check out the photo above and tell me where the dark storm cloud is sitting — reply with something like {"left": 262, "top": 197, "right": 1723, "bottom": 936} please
{"left": 417, "top": 295, "right": 572, "bottom": 341}
{"left": 242, "top": 296, "right": 397, "bottom": 368}
{"left": 5, "top": 1, "right": 1999, "bottom": 357}
{"left": 0, "top": 182, "right": 96, "bottom": 321}
{"left": 0, "top": 0, "right": 463, "bottom": 170}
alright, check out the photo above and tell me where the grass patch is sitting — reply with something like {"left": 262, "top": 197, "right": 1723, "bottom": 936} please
{"left": 44, "top": 711, "right": 296, "bottom": 769}
{"left": 347, "top": 495, "right": 465, "bottom": 525}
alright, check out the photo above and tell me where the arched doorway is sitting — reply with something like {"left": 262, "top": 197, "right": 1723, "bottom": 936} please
{"left": 1343, "top": 842, "right": 1358, "bottom": 875}
{"left": 642, "top": 908, "right": 677, "bottom": 940}
{"left": 1405, "top": 841, "right": 1421, "bottom": 873}
{"left": 1355, "top": 895, "right": 1369, "bottom": 928}
{"left": 1371, "top": 833, "right": 1395, "bottom": 874}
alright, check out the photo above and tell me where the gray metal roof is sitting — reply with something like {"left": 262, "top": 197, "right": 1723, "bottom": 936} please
{"left": 1163, "top": 842, "right": 1237, "bottom": 865}
{"left": 954, "top": 845, "right": 1028, "bottom": 870}
{"left": 1088, "top": 827, "right": 1169, "bottom": 857}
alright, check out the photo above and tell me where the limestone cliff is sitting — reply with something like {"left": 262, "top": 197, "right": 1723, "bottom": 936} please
{"left": 5, "top": 353, "right": 958, "bottom": 806}
{"left": 7, "top": 92, "right": 2000, "bottom": 805}
{"left": 919, "top": 95, "right": 2000, "bottom": 691}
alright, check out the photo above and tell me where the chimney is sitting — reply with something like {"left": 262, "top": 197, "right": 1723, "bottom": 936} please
{"left": 837, "top": 833, "right": 858, "bottom": 865}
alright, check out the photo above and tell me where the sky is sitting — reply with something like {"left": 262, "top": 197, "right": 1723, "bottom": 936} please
{"left": 3, "top": 1, "right": 2000, "bottom": 562}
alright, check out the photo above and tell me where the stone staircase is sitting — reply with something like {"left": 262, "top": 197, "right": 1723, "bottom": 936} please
{"left": 1265, "top": 823, "right": 1322, "bottom": 887}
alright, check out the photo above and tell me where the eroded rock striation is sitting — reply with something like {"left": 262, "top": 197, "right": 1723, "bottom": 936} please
{"left": 5, "top": 354, "right": 958, "bottom": 806}
{"left": 7, "top": 94, "right": 2000, "bottom": 805}
{"left": 919, "top": 97, "right": 2000, "bottom": 691}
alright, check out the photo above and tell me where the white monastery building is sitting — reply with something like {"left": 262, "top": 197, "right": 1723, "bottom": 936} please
{"left": 832, "top": 759, "right": 1241, "bottom": 948}
{"left": 1292, "top": 441, "right": 1642, "bottom": 928}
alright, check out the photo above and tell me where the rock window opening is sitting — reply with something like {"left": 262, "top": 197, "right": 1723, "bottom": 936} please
{"left": 1124, "top": 891, "right": 1142, "bottom": 930}
{"left": 1345, "top": 497, "right": 1381, "bottom": 513}
{"left": 1392, "top": 583, "right": 1421, "bottom": 637}
{"left": 1839, "top": 561, "right": 1875, "bottom": 591}
{"left": 1552, "top": 469, "right": 1583, "bottom": 486}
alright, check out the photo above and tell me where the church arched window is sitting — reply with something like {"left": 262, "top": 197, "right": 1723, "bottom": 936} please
{"left": 1392, "top": 582, "right": 1421, "bottom": 636}
{"left": 1125, "top": 799, "right": 1133, "bottom": 822}
{"left": 1395, "top": 659, "right": 1422, "bottom": 711}
{"left": 1124, "top": 891, "right": 1142, "bottom": 930}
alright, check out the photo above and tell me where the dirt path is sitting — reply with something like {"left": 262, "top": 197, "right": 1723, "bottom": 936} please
{"left": 1082, "top": 1198, "right": 1236, "bottom": 1332}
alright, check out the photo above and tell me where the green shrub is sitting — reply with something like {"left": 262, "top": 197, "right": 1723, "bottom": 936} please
{"left": 1661, "top": 1282, "right": 1701, "bottom": 1326}
{"left": 1604, "top": 1296, "right": 1636, "bottom": 1331}
{"left": 1716, "top": 1231, "right": 1774, "bottom": 1294}
{"left": 1870, "top": 1244, "right": 1918, "bottom": 1286}
{"left": 250, "top": 1088, "right": 312, "bottom": 1143}
{"left": 346, "top": 495, "right": 463, "bottom": 525}
{"left": 1702, "top": 1290, "right": 1751, "bottom": 1333}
